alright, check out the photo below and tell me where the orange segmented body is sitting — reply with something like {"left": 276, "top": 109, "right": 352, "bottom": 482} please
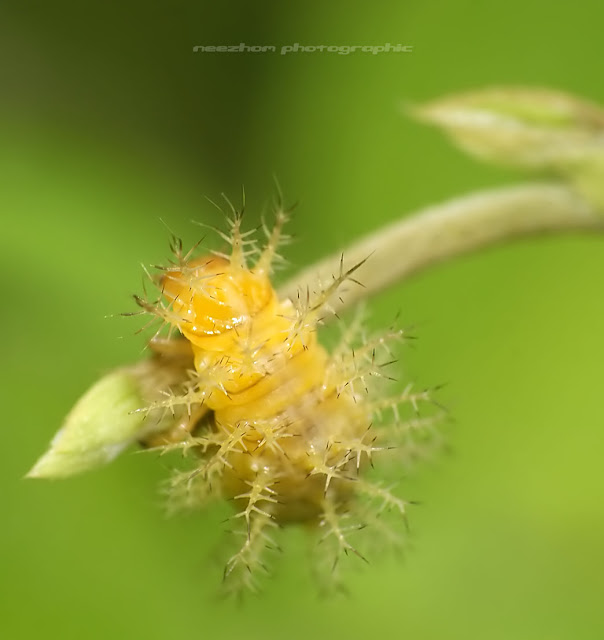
{"left": 160, "top": 250, "right": 371, "bottom": 524}
{"left": 137, "top": 206, "right": 441, "bottom": 592}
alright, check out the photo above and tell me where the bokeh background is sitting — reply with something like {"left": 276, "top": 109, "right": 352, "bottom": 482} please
{"left": 2, "top": 2, "right": 604, "bottom": 639}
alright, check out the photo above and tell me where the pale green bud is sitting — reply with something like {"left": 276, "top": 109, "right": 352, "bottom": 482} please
{"left": 412, "top": 87, "right": 604, "bottom": 208}
{"left": 27, "top": 358, "right": 189, "bottom": 479}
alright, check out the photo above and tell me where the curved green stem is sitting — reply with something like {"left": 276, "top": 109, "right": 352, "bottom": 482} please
{"left": 279, "top": 183, "right": 604, "bottom": 313}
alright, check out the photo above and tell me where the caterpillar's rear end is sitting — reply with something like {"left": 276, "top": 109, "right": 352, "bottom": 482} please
{"left": 137, "top": 202, "right": 441, "bottom": 593}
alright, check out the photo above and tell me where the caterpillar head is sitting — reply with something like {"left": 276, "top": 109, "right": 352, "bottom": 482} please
{"left": 160, "top": 256, "right": 276, "bottom": 347}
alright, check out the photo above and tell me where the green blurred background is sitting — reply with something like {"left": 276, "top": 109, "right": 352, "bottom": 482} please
{"left": 2, "top": 1, "right": 604, "bottom": 638}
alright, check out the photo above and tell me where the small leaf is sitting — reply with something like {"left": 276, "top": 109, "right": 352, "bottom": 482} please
{"left": 412, "top": 86, "right": 604, "bottom": 171}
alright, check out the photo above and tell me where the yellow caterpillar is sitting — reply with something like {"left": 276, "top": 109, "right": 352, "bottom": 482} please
{"left": 135, "top": 202, "right": 440, "bottom": 592}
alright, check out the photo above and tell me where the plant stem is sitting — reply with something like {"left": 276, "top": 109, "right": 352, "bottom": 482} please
{"left": 278, "top": 183, "right": 604, "bottom": 313}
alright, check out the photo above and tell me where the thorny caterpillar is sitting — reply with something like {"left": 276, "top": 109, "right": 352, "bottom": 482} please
{"left": 28, "top": 85, "right": 604, "bottom": 596}
{"left": 129, "top": 195, "right": 444, "bottom": 594}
